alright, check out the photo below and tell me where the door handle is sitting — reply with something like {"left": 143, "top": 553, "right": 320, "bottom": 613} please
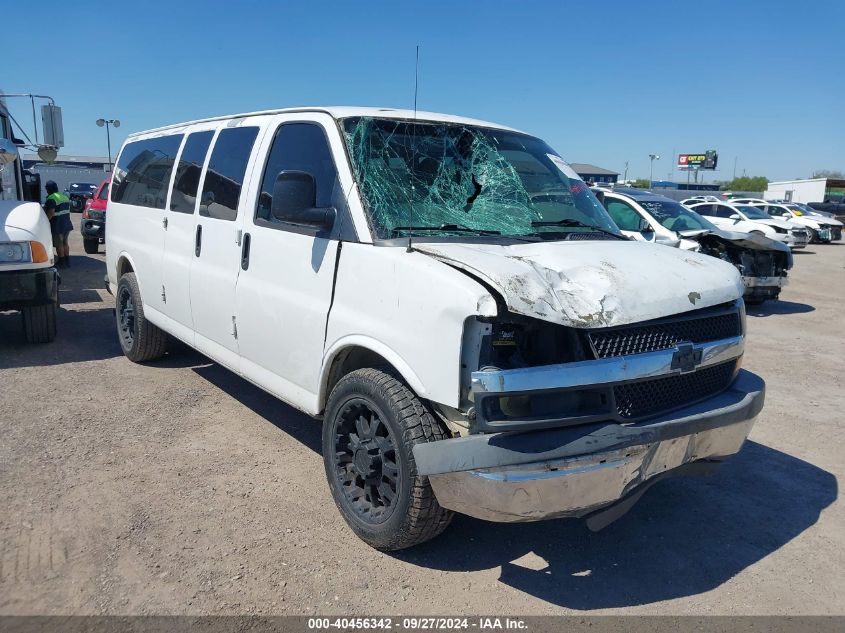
{"left": 241, "top": 232, "right": 251, "bottom": 270}
{"left": 195, "top": 224, "right": 203, "bottom": 257}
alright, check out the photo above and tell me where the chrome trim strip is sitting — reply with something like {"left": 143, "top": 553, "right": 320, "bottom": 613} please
{"left": 471, "top": 335, "right": 744, "bottom": 394}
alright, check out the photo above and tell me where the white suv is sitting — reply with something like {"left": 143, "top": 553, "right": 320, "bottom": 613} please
{"left": 106, "top": 107, "right": 765, "bottom": 550}
{"left": 683, "top": 200, "right": 809, "bottom": 249}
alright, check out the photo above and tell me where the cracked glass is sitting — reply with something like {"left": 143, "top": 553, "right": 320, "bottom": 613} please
{"left": 342, "top": 117, "right": 619, "bottom": 240}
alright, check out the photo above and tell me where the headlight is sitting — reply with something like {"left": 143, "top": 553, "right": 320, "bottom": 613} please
{"left": 0, "top": 241, "right": 31, "bottom": 263}
{"left": 772, "top": 225, "right": 787, "bottom": 234}
{"left": 0, "top": 241, "right": 49, "bottom": 264}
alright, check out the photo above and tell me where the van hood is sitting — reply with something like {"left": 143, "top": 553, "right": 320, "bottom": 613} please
{"left": 413, "top": 240, "right": 743, "bottom": 328}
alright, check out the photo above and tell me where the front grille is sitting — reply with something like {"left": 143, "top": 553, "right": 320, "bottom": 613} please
{"left": 830, "top": 226, "right": 842, "bottom": 240}
{"left": 614, "top": 360, "right": 737, "bottom": 419}
{"left": 588, "top": 308, "right": 741, "bottom": 359}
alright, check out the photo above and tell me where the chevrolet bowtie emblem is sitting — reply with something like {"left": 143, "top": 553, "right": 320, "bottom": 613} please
{"left": 671, "top": 342, "right": 703, "bottom": 374}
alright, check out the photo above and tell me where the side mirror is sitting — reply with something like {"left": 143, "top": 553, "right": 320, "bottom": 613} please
{"left": 638, "top": 218, "right": 653, "bottom": 233}
{"left": 0, "top": 138, "right": 19, "bottom": 165}
{"left": 782, "top": 213, "right": 791, "bottom": 219}
{"left": 271, "top": 170, "right": 335, "bottom": 230}
{"left": 729, "top": 214, "right": 741, "bottom": 221}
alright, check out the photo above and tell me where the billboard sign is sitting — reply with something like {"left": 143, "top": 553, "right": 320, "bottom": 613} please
{"left": 678, "top": 150, "right": 718, "bottom": 170}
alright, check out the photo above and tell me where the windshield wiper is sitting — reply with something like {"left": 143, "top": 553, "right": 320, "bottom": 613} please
{"left": 530, "top": 218, "right": 624, "bottom": 239}
{"left": 391, "top": 223, "right": 501, "bottom": 236}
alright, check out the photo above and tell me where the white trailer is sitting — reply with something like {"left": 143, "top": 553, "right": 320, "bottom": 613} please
{"left": 765, "top": 178, "right": 828, "bottom": 203}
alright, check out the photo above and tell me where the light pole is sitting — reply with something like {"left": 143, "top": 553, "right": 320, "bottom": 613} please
{"left": 96, "top": 118, "right": 121, "bottom": 171}
{"left": 648, "top": 154, "right": 660, "bottom": 188}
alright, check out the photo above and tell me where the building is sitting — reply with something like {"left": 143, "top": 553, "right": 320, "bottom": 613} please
{"left": 764, "top": 177, "right": 845, "bottom": 203}
{"left": 569, "top": 163, "right": 619, "bottom": 184}
{"left": 22, "top": 154, "right": 111, "bottom": 202}
{"left": 22, "top": 154, "right": 111, "bottom": 171}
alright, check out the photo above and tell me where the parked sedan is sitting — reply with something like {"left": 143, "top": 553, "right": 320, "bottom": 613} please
{"left": 764, "top": 202, "right": 842, "bottom": 242}
{"left": 683, "top": 200, "right": 809, "bottom": 250}
{"left": 80, "top": 178, "right": 109, "bottom": 254}
{"left": 596, "top": 187, "right": 792, "bottom": 303}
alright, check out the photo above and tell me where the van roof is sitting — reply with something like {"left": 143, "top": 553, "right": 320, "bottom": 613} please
{"left": 128, "top": 106, "right": 524, "bottom": 138}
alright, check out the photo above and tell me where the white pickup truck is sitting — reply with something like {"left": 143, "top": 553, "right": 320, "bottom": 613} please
{"left": 106, "top": 107, "right": 765, "bottom": 550}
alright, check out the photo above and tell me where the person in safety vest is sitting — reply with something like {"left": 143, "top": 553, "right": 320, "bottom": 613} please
{"left": 44, "top": 181, "right": 73, "bottom": 267}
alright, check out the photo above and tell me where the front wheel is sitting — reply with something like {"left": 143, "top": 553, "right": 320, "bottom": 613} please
{"left": 116, "top": 272, "right": 168, "bottom": 362}
{"left": 806, "top": 228, "right": 817, "bottom": 244}
{"left": 323, "top": 367, "right": 453, "bottom": 550}
{"left": 83, "top": 238, "right": 99, "bottom": 254}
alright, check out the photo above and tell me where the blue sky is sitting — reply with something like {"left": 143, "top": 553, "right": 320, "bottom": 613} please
{"left": 3, "top": 0, "right": 843, "bottom": 181}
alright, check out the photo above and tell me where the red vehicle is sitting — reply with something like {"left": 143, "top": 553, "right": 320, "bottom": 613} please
{"left": 81, "top": 177, "right": 109, "bottom": 254}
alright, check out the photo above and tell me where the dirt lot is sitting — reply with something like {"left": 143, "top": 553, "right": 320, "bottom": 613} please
{"left": 1, "top": 230, "right": 842, "bottom": 616}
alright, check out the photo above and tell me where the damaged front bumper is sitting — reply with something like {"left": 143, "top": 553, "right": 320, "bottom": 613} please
{"left": 414, "top": 370, "right": 764, "bottom": 525}
{"left": 741, "top": 274, "right": 787, "bottom": 300}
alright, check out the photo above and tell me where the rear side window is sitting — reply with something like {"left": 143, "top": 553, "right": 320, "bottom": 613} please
{"left": 255, "top": 122, "right": 343, "bottom": 222}
{"left": 199, "top": 127, "right": 259, "bottom": 221}
{"left": 112, "top": 135, "right": 183, "bottom": 209}
{"left": 605, "top": 198, "right": 642, "bottom": 232}
{"left": 170, "top": 130, "right": 214, "bottom": 214}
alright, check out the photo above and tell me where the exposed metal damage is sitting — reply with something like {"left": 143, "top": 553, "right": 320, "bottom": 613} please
{"left": 414, "top": 240, "right": 743, "bottom": 329}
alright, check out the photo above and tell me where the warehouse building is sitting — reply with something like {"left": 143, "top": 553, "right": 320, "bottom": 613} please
{"left": 570, "top": 163, "right": 619, "bottom": 184}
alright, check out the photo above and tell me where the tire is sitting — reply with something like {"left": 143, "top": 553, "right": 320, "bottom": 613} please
{"left": 323, "top": 367, "right": 453, "bottom": 550}
{"left": 806, "top": 228, "right": 817, "bottom": 244}
{"left": 21, "top": 303, "right": 57, "bottom": 343}
{"left": 83, "top": 238, "right": 99, "bottom": 254}
{"left": 116, "top": 272, "right": 168, "bottom": 362}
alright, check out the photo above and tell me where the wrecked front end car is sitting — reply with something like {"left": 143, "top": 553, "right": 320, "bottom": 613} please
{"left": 338, "top": 114, "right": 764, "bottom": 536}
{"left": 685, "top": 229, "right": 792, "bottom": 304}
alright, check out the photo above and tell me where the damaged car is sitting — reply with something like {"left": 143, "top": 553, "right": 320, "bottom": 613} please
{"left": 106, "top": 107, "right": 765, "bottom": 550}
{"left": 598, "top": 187, "right": 792, "bottom": 304}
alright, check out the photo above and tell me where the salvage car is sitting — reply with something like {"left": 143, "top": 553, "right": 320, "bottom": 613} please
{"left": 732, "top": 198, "right": 841, "bottom": 242}
{"left": 0, "top": 138, "right": 58, "bottom": 342}
{"left": 81, "top": 178, "right": 109, "bottom": 254}
{"left": 106, "top": 107, "right": 765, "bottom": 550}
{"left": 599, "top": 187, "right": 791, "bottom": 303}
{"left": 682, "top": 199, "right": 809, "bottom": 249}
{"left": 67, "top": 182, "right": 98, "bottom": 212}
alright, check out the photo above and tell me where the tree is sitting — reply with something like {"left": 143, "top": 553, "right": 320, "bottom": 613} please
{"left": 721, "top": 176, "right": 768, "bottom": 192}
{"left": 631, "top": 178, "right": 651, "bottom": 188}
{"left": 811, "top": 170, "right": 845, "bottom": 179}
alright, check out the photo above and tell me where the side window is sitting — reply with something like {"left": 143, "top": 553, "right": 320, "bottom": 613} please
{"left": 170, "top": 130, "right": 214, "bottom": 214}
{"left": 199, "top": 127, "right": 259, "bottom": 221}
{"left": 605, "top": 199, "right": 643, "bottom": 232}
{"left": 112, "top": 135, "right": 183, "bottom": 209}
{"left": 255, "top": 122, "right": 344, "bottom": 224}
{"left": 718, "top": 205, "right": 737, "bottom": 218}
{"left": 695, "top": 204, "right": 716, "bottom": 216}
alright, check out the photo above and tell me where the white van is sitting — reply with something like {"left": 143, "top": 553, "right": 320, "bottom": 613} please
{"left": 106, "top": 107, "right": 765, "bottom": 550}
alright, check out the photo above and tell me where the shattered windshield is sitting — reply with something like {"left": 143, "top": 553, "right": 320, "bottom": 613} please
{"left": 341, "top": 117, "right": 619, "bottom": 240}
{"left": 639, "top": 199, "right": 718, "bottom": 232}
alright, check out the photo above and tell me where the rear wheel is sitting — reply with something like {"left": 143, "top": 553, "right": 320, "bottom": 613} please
{"left": 323, "top": 367, "right": 453, "bottom": 550}
{"left": 21, "top": 302, "right": 57, "bottom": 343}
{"left": 83, "top": 238, "right": 99, "bottom": 254}
{"left": 116, "top": 272, "right": 168, "bottom": 362}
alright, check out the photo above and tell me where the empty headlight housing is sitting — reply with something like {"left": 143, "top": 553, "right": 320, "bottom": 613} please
{"left": 0, "top": 241, "right": 32, "bottom": 264}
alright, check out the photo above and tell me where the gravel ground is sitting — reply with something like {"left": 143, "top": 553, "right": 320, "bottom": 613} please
{"left": 0, "top": 231, "right": 842, "bottom": 615}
